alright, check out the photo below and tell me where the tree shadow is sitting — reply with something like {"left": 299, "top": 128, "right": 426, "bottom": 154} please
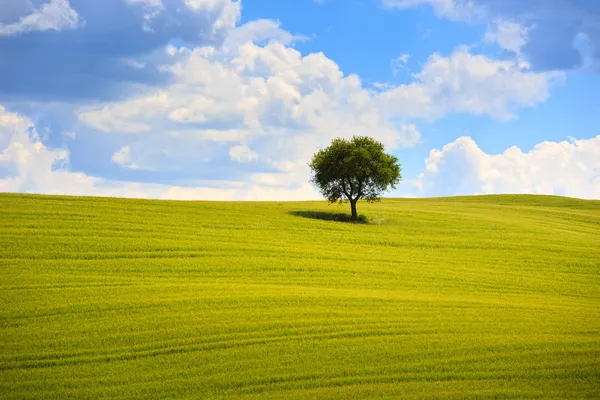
{"left": 289, "top": 210, "right": 368, "bottom": 224}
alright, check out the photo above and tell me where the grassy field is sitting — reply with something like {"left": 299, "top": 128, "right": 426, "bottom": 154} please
{"left": 0, "top": 193, "right": 599, "bottom": 399}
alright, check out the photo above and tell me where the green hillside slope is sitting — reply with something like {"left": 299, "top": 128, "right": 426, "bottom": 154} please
{"left": 1, "top": 193, "right": 599, "bottom": 399}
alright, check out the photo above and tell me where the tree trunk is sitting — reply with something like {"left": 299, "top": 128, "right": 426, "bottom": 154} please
{"left": 350, "top": 199, "right": 358, "bottom": 221}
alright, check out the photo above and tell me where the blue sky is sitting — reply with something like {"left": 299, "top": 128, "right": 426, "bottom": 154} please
{"left": 0, "top": 0, "right": 599, "bottom": 200}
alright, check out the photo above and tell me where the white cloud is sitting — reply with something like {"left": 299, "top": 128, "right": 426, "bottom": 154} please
{"left": 398, "top": 122, "right": 421, "bottom": 146}
{"left": 112, "top": 146, "right": 143, "bottom": 169}
{"left": 229, "top": 144, "right": 259, "bottom": 163}
{"left": 417, "top": 135, "right": 600, "bottom": 199}
{"left": 62, "top": 131, "right": 76, "bottom": 140}
{"left": 78, "top": 92, "right": 167, "bottom": 133}
{"left": 378, "top": 47, "right": 562, "bottom": 120}
{"left": 1, "top": 105, "right": 96, "bottom": 196}
{"left": 382, "top": 0, "right": 483, "bottom": 21}
{"left": 395, "top": 54, "right": 411, "bottom": 64}
{"left": 4, "top": 106, "right": 598, "bottom": 201}
{"left": 484, "top": 20, "right": 530, "bottom": 54}
{"left": 391, "top": 53, "right": 411, "bottom": 75}
{"left": 574, "top": 32, "right": 598, "bottom": 72}
{"left": 243, "top": 182, "right": 319, "bottom": 201}
{"left": 170, "top": 129, "right": 250, "bottom": 142}
{"left": 0, "top": 0, "right": 82, "bottom": 36}
{"left": 184, "top": 0, "right": 241, "bottom": 38}
{"left": 124, "top": 0, "right": 164, "bottom": 7}
{"left": 76, "top": 23, "right": 558, "bottom": 179}
{"left": 73, "top": 23, "right": 564, "bottom": 197}
{"left": 123, "top": 0, "right": 164, "bottom": 31}
{"left": 383, "top": 0, "right": 600, "bottom": 72}
{"left": 121, "top": 0, "right": 240, "bottom": 37}
{"left": 0, "top": 106, "right": 319, "bottom": 200}
{"left": 77, "top": 22, "right": 420, "bottom": 180}
{"left": 223, "top": 19, "right": 300, "bottom": 50}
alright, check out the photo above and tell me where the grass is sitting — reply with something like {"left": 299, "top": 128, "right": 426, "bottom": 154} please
{"left": 0, "top": 193, "right": 599, "bottom": 399}
{"left": 289, "top": 210, "right": 370, "bottom": 223}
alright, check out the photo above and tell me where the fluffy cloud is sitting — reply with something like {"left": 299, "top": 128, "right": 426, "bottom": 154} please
{"left": 391, "top": 53, "right": 411, "bottom": 76}
{"left": 3, "top": 106, "right": 598, "bottom": 200}
{"left": 484, "top": 20, "right": 529, "bottom": 55}
{"left": 382, "top": 0, "right": 483, "bottom": 21}
{"left": 0, "top": 105, "right": 319, "bottom": 200}
{"left": 0, "top": 0, "right": 82, "bottom": 36}
{"left": 1, "top": 104, "right": 99, "bottom": 196}
{"left": 229, "top": 145, "right": 259, "bottom": 163}
{"left": 184, "top": 0, "right": 241, "bottom": 36}
{"left": 2, "top": 1, "right": 593, "bottom": 202}
{"left": 378, "top": 48, "right": 561, "bottom": 120}
{"left": 69, "top": 18, "right": 569, "bottom": 199}
{"left": 123, "top": 0, "right": 241, "bottom": 39}
{"left": 0, "top": 0, "right": 242, "bottom": 101}
{"left": 118, "top": 0, "right": 241, "bottom": 40}
{"left": 77, "top": 22, "right": 422, "bottom": 181}
{"left": 417, "top": 135, "right": 600, "bottom": 199}
{"left": 76, "top": 23, "right": 560, "bottom": 183}
{"left": 112, "top": 146, "right": 143, "bottom": 170}
{"left": 382, "top": 0, "right": 600, "bottom": 72}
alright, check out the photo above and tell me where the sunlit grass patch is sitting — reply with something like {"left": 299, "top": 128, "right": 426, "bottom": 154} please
{"left": 0, "top": 193, "right": 598, "bottom": 399}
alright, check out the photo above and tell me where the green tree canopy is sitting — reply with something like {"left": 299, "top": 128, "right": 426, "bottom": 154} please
{"left": 309, "top": 136, "right": 402, "bottom": 221}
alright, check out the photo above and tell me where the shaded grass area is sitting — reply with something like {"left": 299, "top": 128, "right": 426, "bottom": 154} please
{"left": 289, "top": 210, "right": 369, "bottom": 223}
{"left": 0, "top": 193, "right": 599, "bottom": 399}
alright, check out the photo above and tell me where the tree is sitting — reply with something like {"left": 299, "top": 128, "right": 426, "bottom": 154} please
{"left": 309, "top": 136, "right": 402, "bottom": 221}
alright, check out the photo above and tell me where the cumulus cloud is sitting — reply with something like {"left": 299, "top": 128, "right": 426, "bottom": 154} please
{"left": 125, "top": 0, "right": 164, "bottom": 5}
{"left": 2, "top": 1, "right": 591, "bottom": 202}
{"left": 123, "top": 0, "right": 164, "bottom": 30}
{"left": 112, "top": 146, "right": 143, "bottom": 170}
{"left": 417, "top": 135, "right": 600, "bottom": 199}
{"left": 3, "top": 105, "right": 598, "bottom": 200}
{"left": 382, "top": 0, "right": 483, "bottom": 21}
{"left": 184, "top": 0, "right": 241, "bottom": 37}
{"left": 76, "top": 22, "right": 422, "bottom": 181}
{"left": 76, "top": 22, "right": 560, "bottom": 177}
{"left": 1, "top": 104, "right": 97, "bottom": 196}
{"left": 0, "top": 106, "right": 319, "bottom": 200}
{"left": 382, "top": 0, "right": 600, "bottom": 72}
{"left": 391, "top": 53, "right": 411, "bottom": 76}
{"left": 121, "top": 0, "right": 241, "bottom": 40}
{"left": 223, "top": 19, "right": 301, "bottom": 50}
{"left": 378, "top": 47, "right": 561, "bottom": 120}
{"left": 229, "top": 144, "right": 259, "bottom": 163}
{"left": 70, "top": 20, "right": 566, "bottom": 196}
{"left": 0, "top": 0, "right": 82, "bottom": 36}
{"left": 484, "top": 20, "right": 529, "bottom": 55}
{"left": 0, "top": 0, "right": 242, "bottom": 101}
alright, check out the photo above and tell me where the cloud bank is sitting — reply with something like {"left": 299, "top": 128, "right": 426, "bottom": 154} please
{"left": 0, "top": 0, "right": 242, "bottom": 100}
{"left": 0, "top": 0, "right": 597, "bottom": 201}
{"left": 2, "top": 105, "right": 598, "bottom": 200}
{"left": 0, "top": 0, "right": 82, "bottom": 37}
{"left": 417, "top": 135, "right": 600, "bottom": 199}
{"left": 0, "top": 105, "right": 319, "bottom": 200}
{"left": 383, "top": 0, "right": 600, "bottom": 72}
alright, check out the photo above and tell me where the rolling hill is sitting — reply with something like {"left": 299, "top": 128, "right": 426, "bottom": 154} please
{"left": 0, "top": 193, "right": 599, "bottom": 399}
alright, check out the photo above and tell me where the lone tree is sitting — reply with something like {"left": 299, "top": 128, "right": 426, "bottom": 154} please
{"left": 309, "top": 136, "right": 401, "bottom": 221}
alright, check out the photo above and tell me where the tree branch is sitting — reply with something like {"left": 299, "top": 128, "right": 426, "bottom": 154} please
{"left": 341, "top": 178, "right": 351, "bottom": 199}
{"left": 347, "top": 178, "right": 355, "bottom": 198}
{"left": 357, "top": 181, "right": 363, "bottom": 198}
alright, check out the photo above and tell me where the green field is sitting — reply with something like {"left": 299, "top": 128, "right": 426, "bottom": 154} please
{"left": 1, "top": 193, "right": 599, "bottom": 399}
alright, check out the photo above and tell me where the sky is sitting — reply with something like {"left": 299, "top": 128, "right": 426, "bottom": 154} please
{"left": 0, "top": 0, "right": 599, "bottom": 201}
